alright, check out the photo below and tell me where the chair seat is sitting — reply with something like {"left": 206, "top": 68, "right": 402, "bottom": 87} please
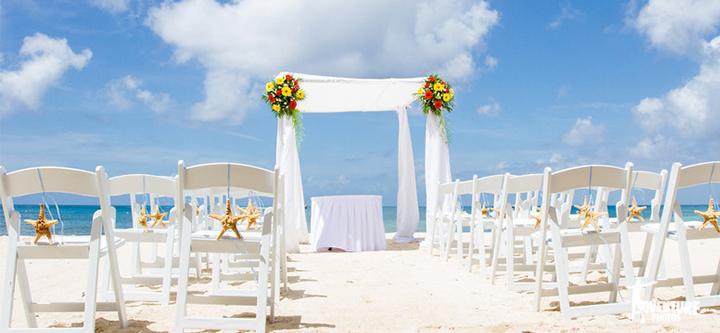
{"left": 115, "top": 226, "right": 174, "bottom": 242}
{"left": 642, "top": 221, "right": 720, "bottom": 240}
{"left": 190, "top": 230, "right": 264, "bottom": 255}
{"left": 17, "top": 236, "right": 125, "bottom": 259}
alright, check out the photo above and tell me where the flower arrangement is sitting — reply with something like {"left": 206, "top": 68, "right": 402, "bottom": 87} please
{"left": 417, "top": 74, "right": 454, "bottom": 141}
{"left": 262, "top": 74, "right": 305, "bottom": 130}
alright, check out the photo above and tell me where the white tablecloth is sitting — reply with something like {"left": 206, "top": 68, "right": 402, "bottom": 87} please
{"left": 310, "top": 195, "right": 386, "bottom": 252}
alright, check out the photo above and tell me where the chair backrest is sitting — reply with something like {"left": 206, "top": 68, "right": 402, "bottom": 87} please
{"left": 660, "top": 161, "right": 720, "bottom": 225}
{"left": 177, "top": 161, "right": 279, "bottom": 235}
{"left": 500, "top": 173, "right": 544, "bottom": 219}
{"left": 541, "top": 164, "right": 632, "bottom": 229}
{"left": 108, "top": 174, "right": 178, "bottom": 228}
{"left": 436, "top": 180, "right": 458, "bottom": 215}
{"left": 629, "top": 169, "right": 668, "bottom": 221}
{"left": 109, "top": 174, "right": 176, "bottom": 197}
{"left": 0, "top": 165, "right": 107, "bottom": 238}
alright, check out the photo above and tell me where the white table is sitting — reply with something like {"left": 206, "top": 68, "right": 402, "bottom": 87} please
{"left": 310, "top": 195, "right": 386, "bottom": 252}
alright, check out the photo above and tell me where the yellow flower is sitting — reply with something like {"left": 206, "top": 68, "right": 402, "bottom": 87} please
{"left": 281, "top": 86, "right": 292, "bottom": 97}
{"left": 265, "top": 82, "right": 274, "bottom": 92}
{"left": 417, "top": 87, "right": 424, "bottom": 95}
{"left": 272, "top": 104, "right": 280, "bottom": 112}
{"left": 433, "top": 82, "right": 444, "bottom": 92}
{"left": 442, "top": 93, "right": 451, "bottom": 102}
{"left": 295, "top": 89, "right": 305, "bottom": 99}
{"left": 275, "top": 77, "right": 285, "bottom": 85}
{"left": 449, "top": 88, "right": 454, "bottom": 98}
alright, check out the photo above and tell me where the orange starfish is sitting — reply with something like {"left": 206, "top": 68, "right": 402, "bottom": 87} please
{"left": 24, "top": 205, "right": 59, "bottom": 244}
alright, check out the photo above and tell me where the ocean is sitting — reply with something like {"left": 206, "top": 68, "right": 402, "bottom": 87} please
{"left": 0, "top": 205, "right": 709, "bottom": 236}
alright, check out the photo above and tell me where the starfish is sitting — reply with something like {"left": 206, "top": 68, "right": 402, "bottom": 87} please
{"left": 480, "top": 206, "right": 490, "bottom": 218}
{"left": 209, "top": 200, "right": 243, "bottom": 240}
{"left": 627, "top": 196, "right": 647, "bottom": 222}
{"left": 574, "top": 195, "right": 591, "bottom": 220}
{"left": 581, "top": 210, "right": 606, "bottom": 232}
{"left": 531, "top": 213, "right": 542, "bottom": 229}
{"left": 238, "top": 202, "right": 262, "bottom": 230}
{"left": 24, "top": 204, "right": 59, "bottom": 244}
{"left": 694, "top": 198, "right": 720, "bottom": 233}
{"left": 137, "top": 206, "right": 149, "bottom": 231}
{"left": 149, "top": 209, "right": 167, "bottom": 228}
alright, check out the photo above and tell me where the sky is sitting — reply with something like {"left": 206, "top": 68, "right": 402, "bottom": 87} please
{"left": 1, "top": 0, "right": 719, "bottom": 205}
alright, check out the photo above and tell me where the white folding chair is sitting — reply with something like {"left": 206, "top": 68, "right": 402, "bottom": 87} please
{"left": 428, "top": 181, "right": 455, "bottom": 256}
{"left": 642, "top": 161, "right": 720, "bottom": 307}
{"left": 580, "top": 168, "right": 668, "bottom": 281}
{"left": 491, "top": 173, "right": 545, "bottom": 289}
{"left": 0, "top": 166, "right": 127, "bottom": 332}
{"left": 101, "top": 174, "right": 178, "bottom": 305}
{"left": 463, "top": 174, "right": 505, "bottom": 276}
{"left": 174, "top": 161, "right": 279, "bottom": 333}
{"left": 534, "top": 164, "right": 636, "bottom": 319}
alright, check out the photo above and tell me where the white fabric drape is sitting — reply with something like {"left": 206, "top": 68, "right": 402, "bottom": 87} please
{"left": 394, "top": 107, "right": 420, "bottom": 242}
{"left": 424, "top": 114, "right": 452, "bottom": 234}
{"left": 275, "top": 117, "right": 309, "bottom": 253}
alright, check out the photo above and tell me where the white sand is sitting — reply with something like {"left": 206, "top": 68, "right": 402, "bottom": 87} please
{"left": 0, "top": 233, "right": 718, "bottom": 332}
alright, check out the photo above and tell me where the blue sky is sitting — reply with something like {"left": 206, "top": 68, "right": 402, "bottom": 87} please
{"left": 1, "top": 0, "right": 719, "bottom": 205}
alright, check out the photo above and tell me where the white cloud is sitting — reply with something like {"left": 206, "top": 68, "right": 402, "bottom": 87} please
{"left": 563, "top": 117, "right": 604, "bottom": 146}
{"left": 146, "top": 0, "right": 499, "bottom": 123}
{"left": 548, "top": 2, "right": 583, "bottom": 30}
{"left": 484, "top": 55, "right": 498, "bottom": 70}
{"left": 631, "top": 34, "right": 720, "bottom": 137}
{"left": 0, "top": 33, "right": 92, "bottom": 115}
{"left": 477, "top": 99, "right": 501, "bottom": 115}
{"left": 634, "top": 0, "right": 720, "bottom": 55}
{"left": 91, "top": 0, "right": 130, "bottom": 14}
{"left": 106, "top": 75, "right": 172, "bottom": 113}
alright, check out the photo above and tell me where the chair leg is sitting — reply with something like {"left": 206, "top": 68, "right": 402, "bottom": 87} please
{"left": 428, "top": 219, "right": 437, "bottom": 255}
{"left": 609, "top": 243, "right": 622, "bottom": 303}
{"left": 211, "top": 253, "right": 221, "bottom": 292}
{"left": 581, "top": 245, "right": 596, "bottom": 282}
{"left": 505, "top": 225, "right": 515, "bottom": 288}
{"left": 161, "top": 228, "right": 175, "bottom": 306}
{"left": 443, "top": 222, "right": 454, "bottom": 261}
{"left": 619, "top": 224, "right": 636, "bottom": 287}
{"left": 0, "top": 237, "right": 18, "bottom": 330}
{"left": 638, "top": 232, "right": 653, "bottom": 277}
{"left": 676, "top": 231, "right": 696, "bottom": 304}
{"left": 456, "top": 222, "right": 464, "bottom": 261}
{"left": 174, "top": 224, "right": 193, "bottom": 333}
{"left": 103, "top": 228, "right": 128, "bottom": 328}
{"left": 467, "top": 223, "right": 475, "bottom": 272}
{"left": 476, "top": 224, "right": 488, "bottom": 279}
{"left": 550, "top": 228, "right": 571, "bottom": 318}
{"left": 490, "top": 225, "right": 503, "bottom": 283}
{"left": 83, "top": 223, "right": 103, "bottom": 332}
{"left": 16, "top": 259, "right": 38, "bottom": 328}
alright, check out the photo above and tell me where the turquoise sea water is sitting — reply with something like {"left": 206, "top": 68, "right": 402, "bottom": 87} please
{"left": 0, "top": 205, "right": 708, "bottom": 236}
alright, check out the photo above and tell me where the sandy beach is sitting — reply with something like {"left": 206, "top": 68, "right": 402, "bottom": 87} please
{"left": 1, "top": 232, "right": 718, "bottom": 332}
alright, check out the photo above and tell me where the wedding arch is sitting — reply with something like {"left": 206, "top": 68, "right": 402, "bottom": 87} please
{"left": 273, "top": 73, "right": 452, "bottom": 252}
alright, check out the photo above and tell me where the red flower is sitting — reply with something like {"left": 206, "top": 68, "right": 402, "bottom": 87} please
{"left": 428, "top": 76, "right": 435, "bottom": 82}
{"left": 424, "top": 83, "right": 430, "bottom": 88}
{"left": 276, "top": 89, "right": 282, "bottom": 96}
{"left": 292, "top": 86, "right": 298, "bottom": 93}
{"left": 285, "top": 74, "right": 293, "bottom": 81}
{"left": 268, "top": 95, "right": 276, "bottom": 103}
{"left": 433, "top": 100, "right": 443, "bottom": 109}
{"left": 289, "top": 100, "right": 297, "bottom": 109}
{"left": 423, "top": 90, "right": 433, "bottom": 100}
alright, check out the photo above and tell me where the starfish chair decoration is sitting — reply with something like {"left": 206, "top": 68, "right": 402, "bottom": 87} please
{"left": 137, "top": 206, "right": 149, "bottom": 231}
{"left": 627, "top": 196, "right": 647, "bottom": 222}
{"left": 480, "top": 205, "right": 490, "bottom": 218}
{"left": 531, "top": 208, "right": 543, "bottom": 229}
{"left": 581, "top": 210, "right": 606, "bottom": 232}
{"left": 694, "top": 198, "right": 720, "bottom": 233}
{"left": 574, "top": 195, "right": 591, "bottom": 220}
{"left": 239, "top": 202, "right": 262, "bottom": 230}
{"left": 25, "top": 204, "right": 59, "bottom": 244}
{"left": 210, "top": 200, "right": 244, "bottom": 240}
{"left": 149, "top": 209, "right": 167, "bottom": 228}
